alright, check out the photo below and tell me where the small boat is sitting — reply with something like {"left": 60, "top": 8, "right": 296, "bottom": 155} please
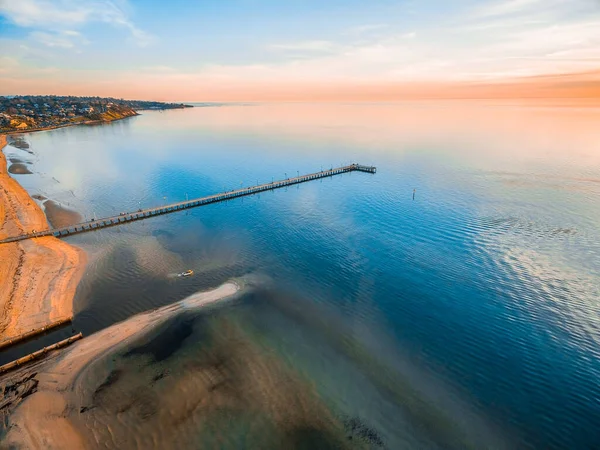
{"left": 178, "top": 270, "right": 194, "bottom": 277}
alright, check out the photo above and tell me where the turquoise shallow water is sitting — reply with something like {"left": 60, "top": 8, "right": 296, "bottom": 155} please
{"left": 4, "top": 102, "right": 600, "bottom": 448}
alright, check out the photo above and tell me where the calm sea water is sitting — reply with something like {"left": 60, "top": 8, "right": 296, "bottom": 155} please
{"left": 5, "top": 102, "right": 600, "bottom": 449}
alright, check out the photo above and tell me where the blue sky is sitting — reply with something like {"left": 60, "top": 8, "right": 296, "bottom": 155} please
{"left": 0, "top": 0, "right": 598, "bottom": 100}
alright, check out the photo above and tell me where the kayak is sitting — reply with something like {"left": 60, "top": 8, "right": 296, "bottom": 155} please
{"left": 178, "top": 270, "right": 194, "bottom": 277}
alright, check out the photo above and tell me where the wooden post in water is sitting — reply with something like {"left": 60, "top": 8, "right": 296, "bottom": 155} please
{"left": 0, "top": 317, "right": 73, "bottom": 351}
{"left": 0, "top": 333, "right": 83, "bottom": 375}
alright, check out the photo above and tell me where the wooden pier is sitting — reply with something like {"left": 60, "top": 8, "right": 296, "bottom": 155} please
{"left": 0, "top": 163, "right": 376, "bottom": 244}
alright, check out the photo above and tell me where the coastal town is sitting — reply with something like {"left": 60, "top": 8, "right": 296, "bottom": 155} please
{"left": 0, "top": 96, "right": 193, "bottom": 132}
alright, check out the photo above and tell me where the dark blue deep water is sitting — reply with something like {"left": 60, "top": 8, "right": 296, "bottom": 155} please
{"left": 5, "top": 102, "right": 600, "bottom": 449}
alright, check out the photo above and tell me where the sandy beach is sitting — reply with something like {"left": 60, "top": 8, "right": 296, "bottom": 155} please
{"left": 0, "top": 134, "right": 86, "bottom": 345}
{"left": 2, "top": 283, "right": 241, "bottom": 449}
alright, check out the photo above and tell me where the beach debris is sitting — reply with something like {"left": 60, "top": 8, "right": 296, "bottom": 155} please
{"left": 0, "top": 372, "right": 39, "bottom": 413}
{"left": 80, "top": 405, "right": 95, "bottom": 414}
{"left": 151, "top": 370, "right": 168, "bottom": 384}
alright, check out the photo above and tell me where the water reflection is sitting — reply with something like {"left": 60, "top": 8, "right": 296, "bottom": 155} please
{"left": 6, "top": 101, "right": 600, "bottom": 449}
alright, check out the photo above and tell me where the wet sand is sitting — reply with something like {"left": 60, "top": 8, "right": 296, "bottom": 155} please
{"left": 0, "top": 282, "right": 383, "bottom": 449}
{"left": 1, "top": 282, "right": 380, "bottom": 449}
{"left": 0, "top": 135, "right": 86, "bottom": 346}
{"left": 1, "top": 283, "right": 237, "bottom": 448}
{"left": 43, "top": 199, "right": 83, "bottom": 228}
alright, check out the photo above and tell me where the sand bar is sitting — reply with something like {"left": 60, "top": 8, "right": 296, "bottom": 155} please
{"left": 0, "top": 134, "right": 87, "bottom": 346}
{"left": 2, "top": 282, "right": 239, "bottom": 449}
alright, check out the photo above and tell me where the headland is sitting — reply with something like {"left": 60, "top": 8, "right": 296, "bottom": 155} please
{"left": 0, "top": 96, "right": 193, "bottom": 134}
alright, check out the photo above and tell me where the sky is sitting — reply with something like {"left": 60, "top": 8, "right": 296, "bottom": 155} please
{"left": 0, "top": 0, "right": 599, "bottom": 101}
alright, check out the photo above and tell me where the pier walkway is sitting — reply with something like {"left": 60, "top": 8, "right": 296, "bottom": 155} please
{"left": 0, "top": 164, "right": 376, "bottom": 244}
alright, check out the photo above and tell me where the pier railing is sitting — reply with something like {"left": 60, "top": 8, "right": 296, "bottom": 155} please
{"left": 0, "top": 163, "right": 376, "bottom": 244}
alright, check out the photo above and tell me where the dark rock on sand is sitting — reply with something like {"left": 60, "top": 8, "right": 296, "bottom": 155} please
{"left": 8, "top": 138, "right": 30, "bottom": 150}
{"left": 8, "top": 163, "right": 33, "bottom": 175}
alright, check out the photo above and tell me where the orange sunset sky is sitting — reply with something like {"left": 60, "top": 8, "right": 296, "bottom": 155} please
{"left": 0, "top": 0, "right": 599, "bottom": 102}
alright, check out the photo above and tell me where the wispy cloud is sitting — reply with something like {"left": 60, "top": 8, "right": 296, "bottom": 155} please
{"left": 471, "top": 0, "right": 546, "bottom": 18}
{"left": 30, "top": 30, "right": 89, "bottom": 49}
{"left": 255, "top": 0, "right": 600, "bottom": 82}
{"left": 457, "top": 0, "right": 600, "bottom": 77}
{"left": 0, "top": 0, "right": 598, "bottom": 98}
{"left": 0, "top": 0, "right": 152, "bottom": 47}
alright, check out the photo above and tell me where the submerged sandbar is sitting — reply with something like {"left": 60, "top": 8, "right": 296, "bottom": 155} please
{"left": 43, "top": 199, "right": 83, "bottom": 228}
{"left": 1, "top": 282, "right": 383, "bottom": 449}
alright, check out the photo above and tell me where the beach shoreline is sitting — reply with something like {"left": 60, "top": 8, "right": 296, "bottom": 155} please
{"left": 0, "top": 106, "right": 190, "bottom": 347}
{"left": 1, "top": 282, "right": 240, "bottom": 449}
{"left": 0, "top": 134, "right": 87, "bottom": 347}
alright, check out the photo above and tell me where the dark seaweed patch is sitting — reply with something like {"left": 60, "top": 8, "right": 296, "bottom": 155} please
{"left": 344, "top": 417, "right": 385, "bottom": 448}
{"left": 93, "top": 369, "right": 122, "bottom": 401}
{"left": 123, "top": 315, "right": 195, "bottom": 363}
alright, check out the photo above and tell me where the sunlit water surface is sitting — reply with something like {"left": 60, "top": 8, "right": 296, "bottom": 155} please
{"left": 4, "top": 102, "right": 600, "bottom": 449}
